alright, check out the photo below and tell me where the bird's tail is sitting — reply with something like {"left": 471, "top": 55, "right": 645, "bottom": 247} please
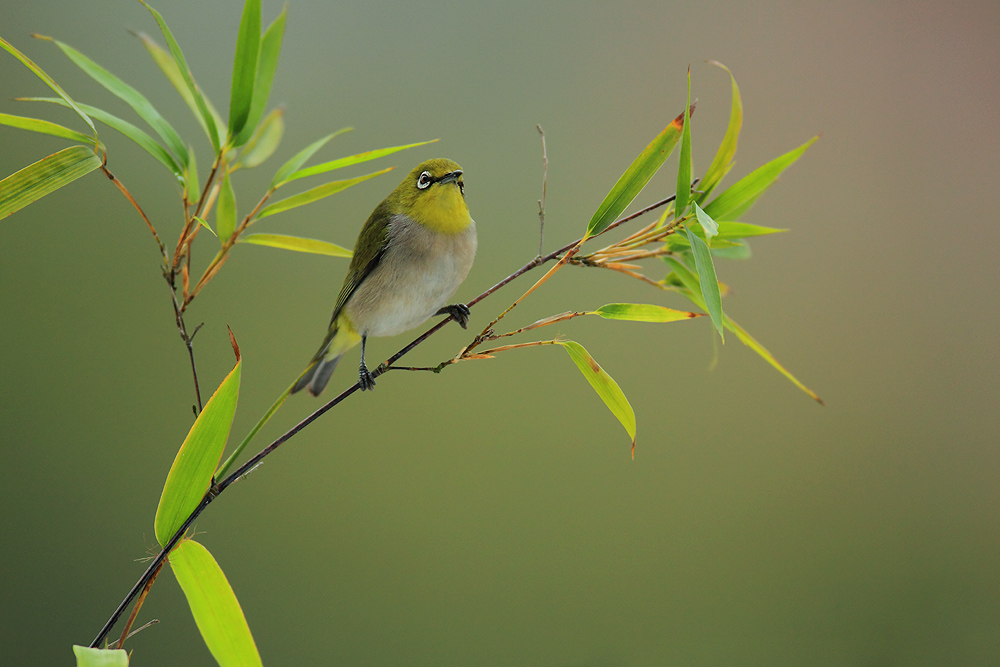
{"left": 291, "top": 315, "right": 362, "bottom": 396}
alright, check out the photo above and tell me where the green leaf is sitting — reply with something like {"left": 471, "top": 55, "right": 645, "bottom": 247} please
{"left": 193, "top": 215, "right": 216, "bottom": 237}
{"left": 692, "top": 201, "right": 718, "bottom": 243}
{"left": 711, "top": 221, "right": 785, "bottom": 239}
{"left": 169, "top": 540, "right": 263, "bottom": 667}
{"left": 216, "top": 168, "right": 237, "bottom": 242}
{"left": 710, "top": 239, "right": 751, "bottom": 260}
{"left": 586, "top": 104, "right": 691, "bottom": 239}
{"left": 73, "top": 646, "right": 128, "bottom": 667}
{"left": 238, "top": 108, "right": 284, "bottom": 168}
{"left": 19, "top": 97, "right": 184, "bottom": 180}
{"left": 228, "top": 0, "right": 261, "bottom": 141}
{"left": 257, "top": 168, "right": 393, "bottom": 220}
{"left": 232, "top": 8, "right": 286, "bottom": 147}
{"left": 284, "top": 139, "right": 438, "bottom": 183}
{"left": 698, "top": 61, "right": 742, "bottom": 202}
{"left": 239, "top": 233, "right": 351, "bottom": 257}
{"left": 154, "top": 346, "right": 241, "bottom": 546}
{"left": 185, "top": 146, "right": 200, "bottom": 204}
{"left": 559, "top": 341, "right": 636, "bottom": 453}
{"left": 0, "top": 112, "right": 102, "bottom": 146}
{"left": 0, "top": 36, "right": 97, "bottom": 143}
{"left": 704, "top": 136, "right": 817, "bottom": 221}
{"left": 269, "top": 128, "right": 351, "bottom": 188}
{"left": 136, "top": 32, "right": 225, "bottom": 149}
{"left": 0, "top": 145, "right": 102, "bottom": 219}
{"left": 683, "top": 229, "right": 725, "bottom": 341}
{"left": 664, "top": 258, "right": 821, "bottom": 403}
{"left": 138, "top": 1, "right": 222, "bottom": 152}
{"left": 590, "top": 302, "right": 703, "bottom": 322}
{"left": 675, "top": 66, "right": 693, "bottom": 217}
{"left": 41, "top": 36, "right": 189, "bottom": 167}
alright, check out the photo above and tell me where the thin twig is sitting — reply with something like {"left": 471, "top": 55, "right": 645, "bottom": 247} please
{"left": 536, "top": 125, "right": 548, "bottom": 256}
{"left": 101, "top": 166, "right": 166, "bottom": 264}
{"left": 114, "top": 564, "right": 161, "bottom": 649}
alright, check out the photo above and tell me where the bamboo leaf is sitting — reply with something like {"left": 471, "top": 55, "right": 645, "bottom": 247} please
{"left": 257, "top": 168, "right": 393, "bottom": 219}
{"left": 193, "top": 215, "right": 216, "bottom": 237}
{"left": 238, "top": 108, "right": 283, "bottom": 168}
{"left": 0, "top": 36, "right": 97, "bottom": 142}
{"left": 590, "top": 303, "right": 703, "bottom": 322}
{"left": 675, "top": 66, "right": 693, "bottom": 217}
{"left": 18, "top": 97, "right": 184, "bottom": 181}
{"left": 285, "top": 139, "right": 437, "bottom": 183}
{"left": 185, "top": 146, "right": 199, "bottom": 203}
{"left": 0, "top": 112, "right": 102, "bottom": 146}
{"left": 73, "top": 646, "right": 128, "bottom": 667}
{"left": 710, "top": 239, "right": 751, "bottom": 260}
{"left": 0, "top": 145, "right": 102, "bottom": 219}
{"left": 693, "top": 201, "right": 719, "bottom": 243}
{"left": 216, "top": 168, "right": 236, "bottom": 242}
{"left": 154, "top": 343, "right": 241, "bottom": 546}
{"left": 710, "top": 221, "right": 785, "bottom": 239}
{"left": 233, "top": 8, "right": 286, "bottom": 147}
{"left": 683, "top": 229, "right": 725, "bottom": 341}
{"left": 239, "top": 233, "right": 351, "bottom": 257}
{"left": 138, "top": 1, "right": 222, "bottom": 152}
{"left": 169, "top": 540, "right": 262, "bottom": 667}
{"left": 559, "top": 341, "right": 636, "bottom": 454}
{"left": 704, "top": 136, "right": 817, "bottom": 221}
{"left": 228, "top": 0, "right": 261, "bottom": 141}
{"left": 269, "top": 128, "right": 351, "bottom": 188}
{"left": 698, "top": 61, "right": 742, "bottom": 202}
{"left": 40, "top": 36, "right": 189, "bottom": 167}
{"left": 586, "top": 104, "right": 692, "bottom": 239}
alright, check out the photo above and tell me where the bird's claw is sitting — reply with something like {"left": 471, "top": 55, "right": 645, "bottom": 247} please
{"left": 437, "top": 303, "right": 471, "bottom": 329}
{"left": 358, "top": 364, "right": 376, "bottom": 391}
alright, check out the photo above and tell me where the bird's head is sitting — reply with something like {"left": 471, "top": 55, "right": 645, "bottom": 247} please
{"left": 391, "top": 158, "right": 472, "bottom": 234}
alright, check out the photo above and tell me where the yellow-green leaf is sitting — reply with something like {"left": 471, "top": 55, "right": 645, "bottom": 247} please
{"left": 693, "top": 201, "right": 718, "bottom": 243}
{"left": 559, "top": 341, "right": 636, "bottom": 453}
{"left": 169, "top": 540, "right": 262, "bottom": 667}
{"left": 239, "top": 233, "right": 351, "bottom": 257}
{"left": 0, "top": 112, "right": 101, "bottom": 146}
{"left": 698, "top": 61, "right": 742, "bottom": 202}
{"left": 675, "top": 67, "right": 693, "bottom": 217}
{"left": 257, "top": 168, "right": 393, "bottom": 219}
{"left": 0, "top": 145, "right": 101, "bottom": 220}
{"left": 227, "top": 0, "right": 261, "bottom": 141}
{"left": 238, "top": 108, "right": 283, "bottom": 168}
{"left": 154, "top": 348, "right": 241, "bottom": 546}
{"left": 269, "top": 128, "right": 351, "bottom": 188}
{"left": 185, "top": 146, "right": 199, "bottom": 204}
{"left": 704, "top": 136, "right": 817, "bottom": 221}
{"left": 710, "top": 221, "right": 785, "bottom": 239}
{"left": 590, "top": 303, "right": 703, "bottom": 322}
{"left": 193, "top": 215, "right": 216, "bottom": 237}
{"left": 684, "top": 229, "right": 724, "bottom": 341}
{"left": 216, "top": 168, "right": 236, "bottom": 243}
{"left": 284, "top": 140, "right": 437, "bottom": 183}
{"left": 232, "top": 8, "right": 286, "bottom": 147}
{"left": 73, "top": 646, "right": 128, "bottom": 667}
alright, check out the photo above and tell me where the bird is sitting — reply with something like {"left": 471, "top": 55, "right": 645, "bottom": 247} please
{"left": 291, "top": 158, "right": 477, "bottom": 396}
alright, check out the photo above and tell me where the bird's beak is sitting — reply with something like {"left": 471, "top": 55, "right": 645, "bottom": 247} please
{"left": 438, "top": 170, "right": 462, "bottom": 185}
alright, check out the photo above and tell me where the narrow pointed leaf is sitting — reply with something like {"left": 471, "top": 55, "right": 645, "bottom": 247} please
{"left": 711, "top": 221, "right": 785, "bottom": 239}
{"left": 269, "top": 128, "right": 350, "bottom": 188}
{"left": 590, "top": 303, "right": 703, "bottom": 322}
{"left": 154, "top": 349, "right": 241, "bottom": 546}
{"left": 19, "top": 97, "right": 183, "bottom": 180}
{"left": 257, "top": 168, "right": 393, "bottom": 219}
{"left": 73, "top": 646, "right": 128, "bottom": 667}
{"left": 193, "top": 215, "right": 217, "bottom": 237}
{"left": 228, "top": 0, "right": 261, "bottom": 140}
{"left": 285, "top": 139, "right": 437, "bottom": 183}
{"left": 675, "top": 67, "right": 693, "bottom": 216}
{"left": 138, "top": 1, "right": 221, "bottom": 151}
{"left": 698, "top": 61, "right": 742, "bottom": 202}
{"left": 0, "top": 36, "right": 97, "bottom": 141}
{"left": 693, "top": 201, "right": 719, "bottom": 242}
{"left": 586, "top": 104, "right": 692, "bottom": 239}
{"left": 185, "top": 146, "right": 199, "bottom": 203}
{"left": 238, "top": 108, "right": 283, "bottom": 168}
{"left": 683, "top": 229, "right": 725, "bottom": 340}
{"left": 710, "top": 239, "right": 751, "bottom": 260}
{"left": 169, "top": 540, "right": 262, "bottom": 667}
{"left": 559, "top": 341, "right": 636, "bottom": 452}
{"left": 239, "top": 233, "right": 351, "bottom": 257}
{"left": 42, "top": 36, "right": 188, "bottom": 167}
{"left": 1, "top": 146, "right": 101, "bottom": 219}
{"left": 704, "top": 136, "right": 817, "bottom": 220}
{"left": 0, "top": 112, "right": 101, "bottom": 146}
{"left": 233, "top": 8, "right": 286, "bottom": 147}
{"left": 216, "top": 168, "right": 236, "bottom": 242}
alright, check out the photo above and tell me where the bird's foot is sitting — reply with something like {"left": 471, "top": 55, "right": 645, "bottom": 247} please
{"left": 358, "top": 363, "right": 376, "bottom": 391}
{"left": 437, "top": 303, "right": 471, "bottom": 329}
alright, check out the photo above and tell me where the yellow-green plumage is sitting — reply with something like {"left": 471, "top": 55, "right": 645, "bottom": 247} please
{"left": 292, "top": 158, "right": 477, "bottom": 395}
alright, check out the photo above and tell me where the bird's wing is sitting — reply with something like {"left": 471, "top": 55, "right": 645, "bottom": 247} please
{"left": 328, "top": 201, "right": 394, "bottom": 327}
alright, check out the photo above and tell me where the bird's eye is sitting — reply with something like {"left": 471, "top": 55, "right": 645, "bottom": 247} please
{"left": 416, "top": 171, "right": 433, "bottom": 190}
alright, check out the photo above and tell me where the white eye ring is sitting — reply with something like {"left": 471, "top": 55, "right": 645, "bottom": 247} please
{"left": 416, "top": 171, "right": 433, "bottom": 189}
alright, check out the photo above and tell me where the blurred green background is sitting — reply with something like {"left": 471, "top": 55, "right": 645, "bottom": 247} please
{"left": 2, "top": 0, "right": 998, "bottom": 665}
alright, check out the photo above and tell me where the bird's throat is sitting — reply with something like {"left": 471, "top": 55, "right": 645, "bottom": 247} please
{"left": 409, "top": 185, "right": 472, "bottom": 235}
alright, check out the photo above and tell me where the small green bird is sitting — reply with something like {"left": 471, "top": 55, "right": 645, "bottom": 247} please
{"left": 292, "top": 158, "right": 477, "bottom": 395}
